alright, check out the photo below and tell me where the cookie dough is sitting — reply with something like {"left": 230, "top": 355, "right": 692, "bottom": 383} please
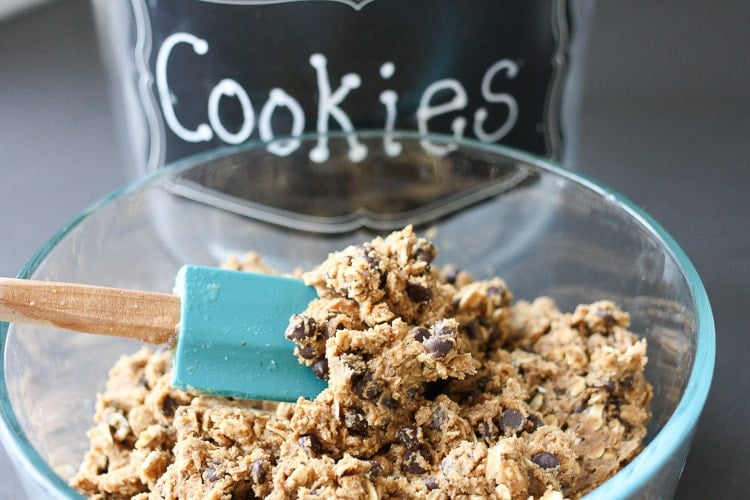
{"left": 71, "top": 226, "right": 652, "bottom": 499}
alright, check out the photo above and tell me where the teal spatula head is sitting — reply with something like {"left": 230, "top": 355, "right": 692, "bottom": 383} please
{"left": 172, "top": 265, "right": 327, "bottom": 401}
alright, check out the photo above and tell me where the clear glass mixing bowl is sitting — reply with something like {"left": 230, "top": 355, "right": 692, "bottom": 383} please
{"left": 0, "top": 132, "right": 714, "bottom": 498}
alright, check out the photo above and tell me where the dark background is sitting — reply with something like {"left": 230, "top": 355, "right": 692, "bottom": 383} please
{"left": 1, "top": 1, "right": 748, "bottom": 498}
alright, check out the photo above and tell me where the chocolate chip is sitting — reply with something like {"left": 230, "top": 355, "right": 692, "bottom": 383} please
{"left": 286, "top": 325, "right": 305, "bottom": 341}
{"left": 527, "top": 413, "right": 544, "bottom": 431}
{"left": 298, "top": 434, "right": 322, "bottom": 454}
{"left": 397, "top": 425, "right": 420, "bottom": 450}
{"left": 412, "top": 326, "right": 431, "bottom": 342}
{"left": 352, "top": 373, "right": 382, "bottom": 402}
{"left": 603, "top": 380, "right": 616, "bottom": 393}
{"left": 596, "top": 310, "right": 617, "bottom": 327}
{"left": 406, "top": 283, "right": 433, "bottom": 303}
{"left": 531, "top": 452, "right": 559, "bottom": 469}
{"left": 285, "top": 315, "right": 316, "bottom": 341}
{"left": 424, "top": 336, "right": 455, "bottom": 358}
{"left": 501, "top": 409, "right": 525, "bottom": 431}
{"left": 404, "top": 456, "right": 426, "bottom": 474}
{"left": 424, "top": 477, "right": 439, "bottom": 490}
{"left": 368, "top": 460, "right": 383, "bottom": 477}
{"left": 161, "top": 394, "right": 179, "bottom": 417}
{"left": 381, "top": 396, "right": 399, "bottom": 409}
{"left": 298, "top": 344, "right": 317, "bottom": 360}
{"left": 434, "top": 322, "right": 455, "bottom": 337}
{"left": 250, "top": 459, "right": 266, "bottom": 483}
{"left": 343, "top": 407, "right": 369, "bottom": 435}
{"left": 435, "top": 323, "right": 456, "bottom": 337}
{"left": 414, "top": 247, "right": 434, "bottom": 264}
{"left": 402, "top": 445, "right": 431, "bottom": 474}
{"left": 312, "top": 358, "right": 329, "bottom": 380}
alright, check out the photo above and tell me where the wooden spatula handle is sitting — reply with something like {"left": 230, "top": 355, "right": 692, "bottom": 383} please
{"left": 0, "top": 277, "right": 180, "bottom": 344}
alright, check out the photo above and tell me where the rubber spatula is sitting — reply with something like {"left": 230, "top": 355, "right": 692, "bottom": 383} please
{"left": 0, "top": 265, "right": 326, "bottom": 401}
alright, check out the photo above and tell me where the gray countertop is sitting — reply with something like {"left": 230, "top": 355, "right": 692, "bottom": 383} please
{"left": 1, "top": 1, "right": 748, "bottom": 498}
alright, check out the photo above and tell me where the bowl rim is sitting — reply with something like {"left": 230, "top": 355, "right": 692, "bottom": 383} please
{"left": 0, "top": 130, "right": 715, "bottom": 498}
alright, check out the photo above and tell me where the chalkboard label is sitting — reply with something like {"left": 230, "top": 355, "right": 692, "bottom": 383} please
{"left": 127, "top": 0, "right": 569, "bottom": 169}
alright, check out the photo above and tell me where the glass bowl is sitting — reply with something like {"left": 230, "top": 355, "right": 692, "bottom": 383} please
{"left": 0, "top": 132, "right": 714, "bottom": 499}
